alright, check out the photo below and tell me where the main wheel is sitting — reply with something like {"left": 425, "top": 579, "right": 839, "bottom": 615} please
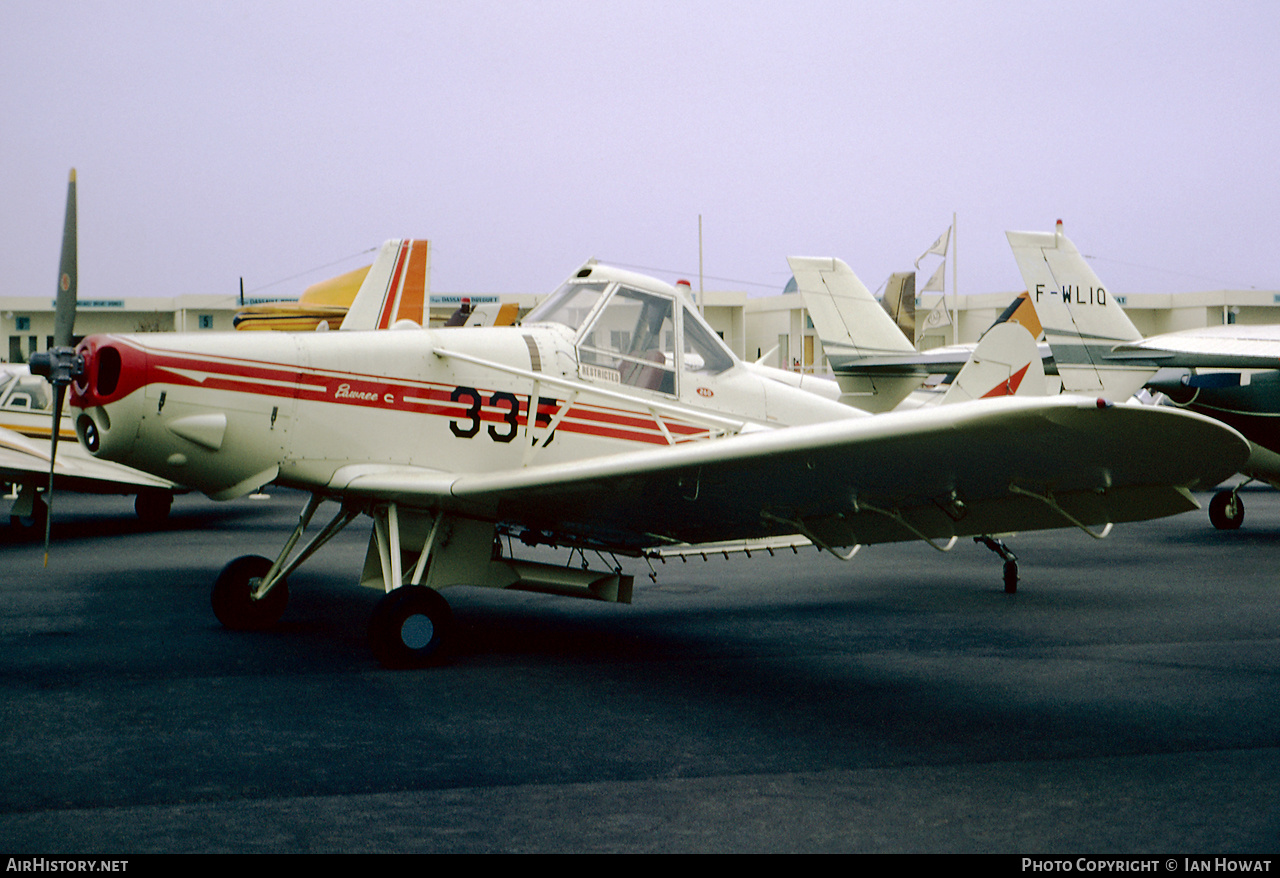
{"left": 1208, "top": 490, "right": 1244, "bottom": 530}
{"left": 211, "top": 554, "right": 289, "bottom": 630}
{"left": 368, "top": 586, "right": 453, "bottom": 669}
{"left": 135, "top": 491, "right": 173, "bottom": 526}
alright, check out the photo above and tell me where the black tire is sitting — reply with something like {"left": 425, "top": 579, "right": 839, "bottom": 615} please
{"left": 368, "top": 586, "right": 453, "bottom": 669}
{"left": 135, "top": 491, "right": 173, "bottom": 526}
{"left": 1003, "top": 560, "right": 1018, "bottom": 594}
{"left": 211, "top": 554, "right": 289, "bottom": 630}
{"left": 1208, "top": 490, "right": 1244, "bottom": 530}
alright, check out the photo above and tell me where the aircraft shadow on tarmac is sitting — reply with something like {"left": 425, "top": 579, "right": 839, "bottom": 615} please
{"left": 194, "top": 578, "right": 1269, "bottom": 775}
{"left": 0, "top": 495, "right": 288, "bottom": 544}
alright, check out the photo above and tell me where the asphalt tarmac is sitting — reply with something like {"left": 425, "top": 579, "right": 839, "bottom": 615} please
{"left": 1, "top": 487, "right": 1278, "bottom": 854}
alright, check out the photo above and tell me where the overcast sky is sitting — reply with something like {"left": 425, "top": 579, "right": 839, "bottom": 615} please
{"left": 4, "top": 1, "right": 1279, "bottom": 304}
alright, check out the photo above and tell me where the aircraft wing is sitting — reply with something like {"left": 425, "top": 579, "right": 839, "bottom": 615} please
{"left": 1111, "top": 324, "right": 1280, "bottom": 369}
{"left": 0, "top": 424, "right": 175, "bottom": 495}
{"left": 329, "top": 395, "right": 1246, "bottom": 553}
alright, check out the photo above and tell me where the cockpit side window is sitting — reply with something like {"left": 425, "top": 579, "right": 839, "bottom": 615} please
{"left": 578, "top": 287, "right": 677, "bottom": 394}
{"left": 682, "top": 307, "right": 734, "bottom": 375}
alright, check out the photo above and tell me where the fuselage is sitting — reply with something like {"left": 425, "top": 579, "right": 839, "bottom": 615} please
{"left": 70, "top": 316, "right": 862, "bottom": 500}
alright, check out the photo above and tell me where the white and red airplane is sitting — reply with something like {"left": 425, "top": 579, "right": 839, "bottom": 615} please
{"left": 34, "top": 231, "right": 1248, "bottom": 667}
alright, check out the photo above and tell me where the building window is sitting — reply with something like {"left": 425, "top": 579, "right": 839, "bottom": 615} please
{"left": 198, "top": 314, "right": 214, "bottom": 329}
{"left": 15, "top": 317, "right": 29, "bottom": 331}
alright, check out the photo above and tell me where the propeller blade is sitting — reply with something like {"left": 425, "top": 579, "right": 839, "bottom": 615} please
{"left": 30, "top": 169, "right": 79, "bottom": 565}
{"left": 54, "top": 169, "right": 77, "bottom": 348}
{"left": 43, "top": 383, "right": 65, "bottom": 566}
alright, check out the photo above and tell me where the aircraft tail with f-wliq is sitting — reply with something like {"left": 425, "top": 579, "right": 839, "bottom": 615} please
{"left": 1005, "top": 221, "right": 1155, "bottom": 400}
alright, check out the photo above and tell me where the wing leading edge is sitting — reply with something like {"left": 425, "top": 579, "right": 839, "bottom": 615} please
{"left": 330, "top": 395, "right": 1247, "bottom": 553}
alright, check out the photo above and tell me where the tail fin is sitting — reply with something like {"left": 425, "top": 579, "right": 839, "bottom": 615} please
{"left": 464, "top": 302, "right": 519, "bottom": 327}
{"left": 787, "top": 257, "right": 917, "bottom": 357}
{"left": 881, "top": 271, "right": 917, "bottom": 342}
{"left": 787, "top": 256, "right": 922, "bottom": 412}
{"left": 339, "top": 239, "right": 430, "bottom": 330}
{"left": 990, "top": 291, "right": 1043, "bottom": 340}
{"left": 941, "top": 322, "right": 1046, "bottom": 404}
{"left": 1006, "top": 222, "right": 1152, "bottom": 398}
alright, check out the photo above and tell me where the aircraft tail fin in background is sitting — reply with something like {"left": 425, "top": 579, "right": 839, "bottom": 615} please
{"left": 941, "top": 322, "right": 1047, "bottom": 404}
{"left": 787, "top": 257, "right": 917, "bottom": 358}
{"left": 881, "top": 271, "right": 917, "bottom": 343}
{"left": 1006, "top": 222, "right": 1152, "bottom": 399}
{"left": 787, "top": 256, "right": 922, "bottom": 412}
{"left": 990, "top": 291, "right": 1043, "bottom": 340}
{"left": 340, "top": 239, "right": 430, "bottom": 330}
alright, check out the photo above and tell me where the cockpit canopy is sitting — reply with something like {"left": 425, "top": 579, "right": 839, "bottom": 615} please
{"left": 523, "top": 266, "right": 735, "bottom": 396}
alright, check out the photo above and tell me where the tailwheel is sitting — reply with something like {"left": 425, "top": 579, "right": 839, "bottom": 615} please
{"left": 368, "top": 585, "right": 453, "bottom": 669}
{"left": 211, "top": 554, "right": 289, "bottom": 631}
{"left": 1208, "top": 489, "right": 1244, "bottom": 530}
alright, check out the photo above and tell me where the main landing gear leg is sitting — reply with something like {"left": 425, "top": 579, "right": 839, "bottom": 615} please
{"left": 974, "top": 536, "right": 1019, "bottom": 594}
{"left": 364, "top": 504, "right": 456, "bottom": 669}
{"left": 211, "top": 494, "right": 359, "bottom": 630}
{"left": 360, "top": 508, "right": 635, "bottom": 669}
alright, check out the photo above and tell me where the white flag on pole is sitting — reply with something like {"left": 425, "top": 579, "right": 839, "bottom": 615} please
{"left": 922, "top": 296, "right": 951, "bottom": 330}
{"left": 914, "top": 225, "right": 952, "bottom": 269}
{"left": 920, "top": 261, "right": 945, "bottom": 292}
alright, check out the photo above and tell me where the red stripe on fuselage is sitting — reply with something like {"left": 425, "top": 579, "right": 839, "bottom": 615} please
{"left": 99, "top": 344, "right": 705, "bottom": 447}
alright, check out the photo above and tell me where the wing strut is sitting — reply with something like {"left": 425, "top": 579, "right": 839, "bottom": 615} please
{"left": 254, "top": 494, "right": 361, "bottom": 599}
